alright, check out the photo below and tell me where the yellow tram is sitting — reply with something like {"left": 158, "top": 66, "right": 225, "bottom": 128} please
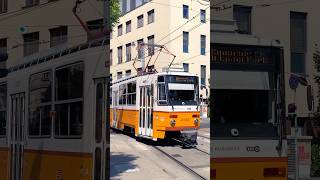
{"left": 110, "top": 70, "right": 201, "bottom": 145}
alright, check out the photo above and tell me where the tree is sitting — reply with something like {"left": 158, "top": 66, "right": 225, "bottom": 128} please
{"left": 109, "top": 0, "right": 121, "bottom": 29}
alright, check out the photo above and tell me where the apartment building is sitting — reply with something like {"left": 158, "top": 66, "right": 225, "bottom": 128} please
{"left": 110, "top": 0, "right": 210, "bottom": 99}
{"left": 212, "top": 0, "right": 320, "bottom": 135}
{"left": 0, "top": 0, "right": 104, "bottom": 68}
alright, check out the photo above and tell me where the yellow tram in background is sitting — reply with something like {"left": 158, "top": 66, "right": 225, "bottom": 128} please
{"left": 211, "top": 35, "right": 288, "bottom": 179}
{"left": 110, "top": 70, "right": 201, "bottom": 145}
{"left": 0, "top": 39, "right": 110, "bottom": 180}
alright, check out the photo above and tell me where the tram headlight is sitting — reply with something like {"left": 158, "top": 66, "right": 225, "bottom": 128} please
{"left": 170, "top": 119, "right": 176, "bottom": 127}
{"left": 194, "top": 118, "right": 199, "bottom": 125}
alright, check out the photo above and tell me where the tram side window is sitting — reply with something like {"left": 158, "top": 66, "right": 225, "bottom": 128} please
{"left": 157, "top": 76, "right": 167, "bottom": 105}
{"left": 119, "top": 84, "right": 126, "bottom": 105}
{"left": 29, "top": 71, "right": 52, "bottom": 137}
{"left": 55, "top": 63, "right": 84, "bottom": 138}
{"left": 127, "top": 82, "right": 136, "bottom": 105}
{"left": 0, "top": 84, "right": 6, "bottom": 137}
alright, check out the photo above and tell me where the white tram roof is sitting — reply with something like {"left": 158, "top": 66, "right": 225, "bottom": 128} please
{"left": 211, "top": 19, "right": 283, "bottom": 48}
{"left": 112, "top": 71, "right": 197, "bottom": 85}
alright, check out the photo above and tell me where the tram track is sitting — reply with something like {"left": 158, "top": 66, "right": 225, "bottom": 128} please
{"left": 171, "top": 137, "right": 210, "bottom": 155}
{"left": 153, "top": 145, "right": 208, "bottom": 180}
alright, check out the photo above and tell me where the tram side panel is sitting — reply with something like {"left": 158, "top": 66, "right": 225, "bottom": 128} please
{"left": 6, "top": 45, "right": 108, "bottom": 180}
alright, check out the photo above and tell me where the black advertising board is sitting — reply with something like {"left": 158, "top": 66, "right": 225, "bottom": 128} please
{"left": 211, "top": 43, "right": 281, "bottom": 71}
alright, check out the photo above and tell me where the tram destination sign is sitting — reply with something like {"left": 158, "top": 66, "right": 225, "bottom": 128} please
{"left": 211, "top": 43, "right": 280, "bottom": 71}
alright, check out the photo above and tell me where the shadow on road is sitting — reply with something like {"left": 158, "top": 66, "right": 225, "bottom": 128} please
{"left": 110, "top": 152, "right": 138, "bottom": 178}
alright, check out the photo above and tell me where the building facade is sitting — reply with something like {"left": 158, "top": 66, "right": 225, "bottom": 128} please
{"left": 0, "top": 0, "right": 104, "bottom": 68}
{"left": 110, "top": 0, "right": 210, "bottom": 99}
{"left": 212, "top": 0, "right": 320, "bottom": 135}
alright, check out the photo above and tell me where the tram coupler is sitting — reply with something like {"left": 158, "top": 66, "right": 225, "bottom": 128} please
{"left": 180, "top": 129, "right": 198, "bottom": 147}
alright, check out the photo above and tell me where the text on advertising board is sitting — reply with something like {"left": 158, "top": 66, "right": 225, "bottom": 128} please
{"left": 211, "top": 44, "right": 280, "bottom": 71}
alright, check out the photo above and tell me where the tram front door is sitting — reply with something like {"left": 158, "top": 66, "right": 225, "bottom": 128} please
{"left": 139, "top": 85, "right": 153, "bottom": 137}
{"left": 10, "top": 93, "right": 25, "bottom": 180}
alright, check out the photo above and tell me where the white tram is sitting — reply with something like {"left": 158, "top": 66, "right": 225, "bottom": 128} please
{"left": 0, "top": 39, "right": 110, "bottom": 180}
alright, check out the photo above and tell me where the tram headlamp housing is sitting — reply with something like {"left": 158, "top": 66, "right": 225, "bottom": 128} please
{"left": 170, "top": 119, "right": 176, "bottom": 127}
{"left": 194, "top": 118, "right": 199, "bottom": 125}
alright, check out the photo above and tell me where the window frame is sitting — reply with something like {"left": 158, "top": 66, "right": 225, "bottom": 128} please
{"left": 49, "top": 26, "right": 68, "bottom": 48}
{"left": 183, "top": 5, "right": 189, "bottom": 19}
{"left": 118, "top": 46, "right": 123, "bottom": 64}
{"left": 200, "top": 35, "right": 206, "bottom": 55}
{"left": 0, "top": 83, "right": 6, "bottom": 138}
{"left": 137, "top": 14, "right": 144, "bottom": 28}
{"left": 54, "top": 62, "right": 84, "bottom": 139}
{"left": 118, "top": 24, "right": 123, "bottom": 36}
{"left": 233, "top": 5, "right": 252, "bottom": 34}
{"left": 200, "top": 9, "right": 206, "bottom": 23}
{"left": 23, "top": 32, "right": 40, "bottom": 57}
{"left": 0, "top": 0, "right": 7, "bottom": 14}
{"left": 127, "top": 81, "right": 136, "bottom": 106}
{"left": 147, "top": 9, "right": 155, "bottom": 24}
{"left": 28, "top": 70, "right": 53, "bottom": 138}
{"left": 126, "top": 20, "right": 132, "bottom": 33}
{"left": 183, "top": 31, "right": 189, "bottom": 53}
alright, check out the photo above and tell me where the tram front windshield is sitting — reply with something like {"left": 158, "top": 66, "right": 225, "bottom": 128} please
{"left": 212, "top": 89, "right": 269, "bottom": 123}
{"left": 163, "top": 75, "right": 198, "bottom": 106}
{"left": 168, "top": 89, "right": 196, "bottom": 105}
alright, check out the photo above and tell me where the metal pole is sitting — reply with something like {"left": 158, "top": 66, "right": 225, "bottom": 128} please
{"left": 294, "top": 90, "right": 299, "bottom": 180}
{"left": 141, "top": 44, "right": 145, "bottom": 73}
{"left": 103, "top": 0, "right": 108, "bottom": 35}
{"left": 294, "top": 113, "right": 299, "bottom": 180}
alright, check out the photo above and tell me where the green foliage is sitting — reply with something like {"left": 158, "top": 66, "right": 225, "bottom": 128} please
{"left": 312, "top": 49, "right": 320, "bottom": 176}
{"left": 110, "top": 0, "right": 121, "bottom": 29}
{"left": 311, "top": 143, "right": 320, "bottom": 176}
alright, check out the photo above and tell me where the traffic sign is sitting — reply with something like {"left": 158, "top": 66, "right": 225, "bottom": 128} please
{"left": 289, "top": 74, "right": 299, "bottom": 90}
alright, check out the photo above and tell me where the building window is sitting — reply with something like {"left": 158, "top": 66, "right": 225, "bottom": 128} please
{"left": 200, "top": 35, "right": 206, "bottom": 55}
{"left": 0, "top": 38, "right": 7, "bottom": 54}
{"left": 118, "top": 24, "right": 123, "bottom": 36}
{"left": 23, "top": 32, "right": 39, "bottom": 57}
{"left": 126, "top": 43, "right": 131, "bottom": 62}
{"left": 148, "top": 9, "right": 154, "bottom": 24}
{"left": 126, "top": 20, "right": 131, "bottom": 33}
{"left": 110, "top": 49, "right": 113, "bottom": 66}
{"left": 137, "top": 15, "right": 144, "bottom": 28}
{"left": 137, "top": 39, "right": 144, "bottom": 59}
{"left": 49, "top": 26, "right": 67, "bottom": 47}
{"left": 201, "top": 65, "right": 206, "bottom": 86}
{"left": 118, "top": 46, "right": 123, "bottom": 64}
{"left": 29, "top": 71, "right": 52, "bottom": 137}
{"left": 183, "top": 63, "right": 189, "bottom": 72}
{"left": 0, "top": 0, "right": 7, "bottom": 13}
{"left": 291, "top": 12, "right": 307, "bottom": 74}
{"left": 0, "top": 84, "right": 6, "bottom": 137}
{"left": 200, "top": 9, "right": 206, "bottom": 23}
{"left": 87, "top": 19, "right": 103, "bottom": 40}
{"left": 127, "top": 81, "right": 136, "bottom": 105}
{"left": 183, "top": 31, "right": 189, "bottom": 53}
{"left": 55, "top": 63, "right": 84, "bottom": 137}
{"left": 126, "top": 70, "right": 131, "bottom": 77}
{"left": 147, "top": 35, "right": 154, "bottom": 56}
{"left": 117, "top": 72, "right": 122, "bottom": 80}
{"left": 233, "top": 5, "right": 252, "bottom": 34}
{"left": 25, "top": 0, "right": 39, "bottom": 7}
{"left": 183, "top": 5, "right": 189, "bottom": 19}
